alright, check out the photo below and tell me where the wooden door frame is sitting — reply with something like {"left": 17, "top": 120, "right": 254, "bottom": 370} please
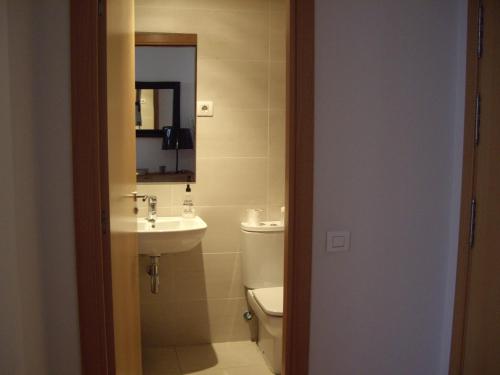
{"left": 283, "top": 0, "right": 314, "bottom": 374}
{"left": 70, "top": 0, "right": 314, "bottom": 374}
{"left": 448, "top": 0, "right": 480, "bottom": 374}
{"left": 71, "top": 0, "right": 115, "bottom": 373}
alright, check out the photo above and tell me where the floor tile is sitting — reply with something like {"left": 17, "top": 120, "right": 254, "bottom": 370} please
{"left": 176, "top": 344, "right": 219, "bottom": 373}
{"left": 210, "top": 341, "right": 265, "bottom": 367}
{"left": 225, "top": 364, "right": 273, "bottom": 375}
{"left": 143, "top": 341, "right": 274, "bottom": 375}
{"left": 182, "top": 364, "right": 272, "bottom": 375}
{"left": 143, "top": 347, "right": 182, "bottom": 375}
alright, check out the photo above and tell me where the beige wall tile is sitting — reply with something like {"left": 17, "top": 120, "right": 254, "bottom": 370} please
{"left": 196, "top": 11, "right": 269, "bottom": 61}
{"left": 197, "top": 110, "right": 268, "bottom": 158}
{"left": 174, "top": 301, "right": 212, "bottom": 345}
{"left": 209, "top": 318, "right": 253, "bottom": 343}
{"left": 203, "top": 253, "right": 244, "bottom": 299}
{"left": 136, "top": 183, "right": 173, "bottom": 207}
{"left": 172, "top": 158, "right": 267, "bottom": 206}
{"left": 198, "top": 59, "right": 269, "bottom": 110}
{"left": 172, "top": 246, "right": 208, "bottom": 301}
{"left": 267, "top": 157, "right": 285, "bottom": 207}
{"left": 269, "top": 9, "right": 286, "bottom": 34}
{"left": 269, "top": 109, "right": 286, "bottom": 159}
{"left": 269, "top": 61, "right": 286, "bottom": 110}
{"left": 137, "top": 7, "right": 269, "bottom": 61}
{"left": 173, "top": 269, "right": 209, "bottom": 301}
{"left": 173, "top": 298, "right": 252, "bottom": 345}
{"left": 267, "top": 205, "right": 285, "bottom": 222}
{"left": 270, "top": 29, "right": 286, "bottom": 63}
{"left": 169, "top": 205, "right": 184, "bottom": 217}
{"left": 270, "top": 10, "right": 287, "bottom": 62}
{"left": 174, "top": 253, "right": 245, "bottom": 300}
{"left": 136, "top": 7, "right": 201, "bottom": 35}
{"left": 136, "top": 0, "right": 269, "bottom": 12}
{"left": 173, "top": 245, "right": 205, "bottom": 271}
{"left": 141, "top": 302, "right": 177, "bottom": 347}
{"left": 207, "top": 298, "right": 253, "bottom": 342}
{"left": 194, "top": 206, "right": 248, "bottom": 253}
{"left": 269, "top": 0, "right": 287, "bottom": 12}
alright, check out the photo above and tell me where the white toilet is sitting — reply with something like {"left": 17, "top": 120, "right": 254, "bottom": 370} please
{"left": 240, "top": 221, "right": 284, "bottom": 374}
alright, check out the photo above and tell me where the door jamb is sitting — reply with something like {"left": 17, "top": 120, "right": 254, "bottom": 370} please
{"left": 70, "top": 0, "right": 115, "bottom": 373}
{"left": 283, "top": 1, "right": 314, "bottom": 374}
{"left": 70, "top": 0, "right": 314, "bottom": 374}
{"left": 449, "top": 0, "right": 480, "bottom": 373}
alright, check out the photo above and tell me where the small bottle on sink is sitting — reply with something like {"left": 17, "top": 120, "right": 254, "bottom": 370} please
{"left": 182, "top": 184, "right": 195, "bottom": 218}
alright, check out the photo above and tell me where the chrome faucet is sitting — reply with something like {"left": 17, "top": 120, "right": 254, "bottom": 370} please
{"left": 145, "top": 195, "right": 157, "bottom": 222}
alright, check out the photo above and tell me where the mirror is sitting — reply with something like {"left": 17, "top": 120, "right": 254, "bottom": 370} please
{"left": 135, "top": 33, "right": 197, "bottom": 183}
{"left": 135, "top": 83, "right": 180, "bottom": 133}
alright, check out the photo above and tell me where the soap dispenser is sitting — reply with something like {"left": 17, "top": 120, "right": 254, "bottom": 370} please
{"left": 182, "top": 184, "right": 195, "bottom": 218}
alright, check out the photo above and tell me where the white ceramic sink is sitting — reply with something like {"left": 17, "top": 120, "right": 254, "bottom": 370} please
{"left": 137, "top": 216, "right": 207, "bottom": 256}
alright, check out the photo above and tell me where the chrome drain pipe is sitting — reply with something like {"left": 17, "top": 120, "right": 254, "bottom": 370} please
{"left": 147, "top": 256, "right": 160, "bottom": 294}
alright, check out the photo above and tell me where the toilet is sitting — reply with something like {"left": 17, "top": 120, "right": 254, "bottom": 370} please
{"left": 240, "top": 221, "right": 284, "bottom": 374}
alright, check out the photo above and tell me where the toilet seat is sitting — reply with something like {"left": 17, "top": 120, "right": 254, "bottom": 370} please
{"left": 247, "top": 288, "right": 283, "bottom": 374}
{"left": 252, "top": 287, "right": 283, "bottom": 317}
{"left": 247, "top": 288, "right": 283, "bottom": 338}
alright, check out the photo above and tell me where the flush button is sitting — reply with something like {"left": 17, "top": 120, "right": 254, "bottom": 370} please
{"left": 326, "top": 231, "right": 350, "bottom": 253}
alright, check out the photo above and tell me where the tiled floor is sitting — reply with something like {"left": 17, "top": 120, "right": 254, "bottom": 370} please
{"left": 142, "top": 341, "right": 274, "bottom": 375}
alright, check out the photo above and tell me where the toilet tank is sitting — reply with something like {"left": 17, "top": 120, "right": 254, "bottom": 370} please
{"left": 240, "top": 221, "right": 284, "bottom": 289}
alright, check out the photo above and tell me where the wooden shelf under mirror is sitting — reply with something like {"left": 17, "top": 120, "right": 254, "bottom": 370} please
{"left": 137, "top": 170, "right": 194, "bottom": 183}
{"left": 135, "top": 32, "right": 197, "bottom": 47}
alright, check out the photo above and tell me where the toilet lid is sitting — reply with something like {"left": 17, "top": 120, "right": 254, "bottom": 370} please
{"left": 252, "top": 287, "right": 283, "bottom": 317}
{"left": 241, "top": 221, "right": 284, "bottom": 233}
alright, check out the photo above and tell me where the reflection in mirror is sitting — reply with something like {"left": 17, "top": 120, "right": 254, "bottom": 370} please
{"left": 135, "top": 82, "right": 180, "bottom": 133}
{"left": 135, "top": 36, "right": 197, "bottom": 183}
{"left": 136, "top": 89, "right": 175, "bottom": 130}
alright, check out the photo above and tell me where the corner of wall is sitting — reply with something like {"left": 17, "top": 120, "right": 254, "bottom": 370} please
{"left": 438, "top": 0, "right": 469, "bottom": 373}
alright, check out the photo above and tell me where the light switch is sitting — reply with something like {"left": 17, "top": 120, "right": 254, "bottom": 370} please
{"left": 332, "top": 235, "right": 345, "bottom": 248}
{"left": 197, "top": 101, "right": 214, "bottom": 117}
{"left": 326, "top": 231, "right": 350, "bottom": 253}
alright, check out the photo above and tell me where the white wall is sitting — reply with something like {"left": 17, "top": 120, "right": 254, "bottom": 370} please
{"left": 310, "top": 1, "right": 467, "bottom": 374}
{"left": 0, "top": 0, "right": 81, "bottom": 374}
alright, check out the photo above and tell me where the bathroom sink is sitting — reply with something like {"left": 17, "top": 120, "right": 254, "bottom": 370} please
{"left": 137, "top": 216, "right": 207, "bottom": 256}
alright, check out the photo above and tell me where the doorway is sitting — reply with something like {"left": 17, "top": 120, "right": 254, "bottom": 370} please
{"left": 70, "top": 0, "right": 314, "bottom": 374}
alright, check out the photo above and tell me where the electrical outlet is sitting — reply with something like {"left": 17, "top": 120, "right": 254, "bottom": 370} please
{"left": 197, "top": 101, "right": 214, "bottom": 117}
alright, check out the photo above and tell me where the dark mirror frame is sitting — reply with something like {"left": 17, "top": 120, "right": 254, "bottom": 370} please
{"left": 135, "top": 81, "right": 181, "bottom": 138}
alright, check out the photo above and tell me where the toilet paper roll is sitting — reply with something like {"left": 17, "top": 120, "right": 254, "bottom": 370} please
{"left": 246, "top": 208, "right": 264, "bottom": 226}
